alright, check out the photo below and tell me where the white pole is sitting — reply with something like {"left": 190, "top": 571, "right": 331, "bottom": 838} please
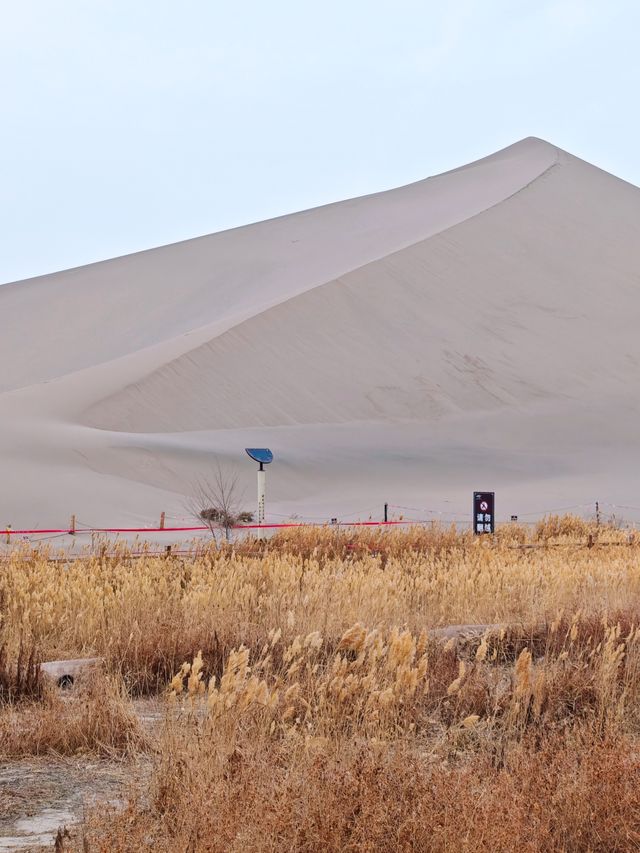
{"left": 257, "top": 468, "right": 266, "bottom": 526}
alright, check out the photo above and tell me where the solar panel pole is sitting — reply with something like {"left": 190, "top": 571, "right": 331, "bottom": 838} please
{"left": 245, "top": 449, "right": 273, "bottom": 529}
{"left": 257, "top": 463, "right": 266, "bottom": 527}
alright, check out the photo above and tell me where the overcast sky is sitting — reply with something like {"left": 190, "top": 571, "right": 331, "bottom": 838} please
{"left": 1, "top": 0, "right": 639, "bottom": 284}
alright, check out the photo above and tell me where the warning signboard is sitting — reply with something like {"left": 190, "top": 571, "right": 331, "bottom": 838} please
{"left": 473, "top": 492, "right": 495, "bottom": 534}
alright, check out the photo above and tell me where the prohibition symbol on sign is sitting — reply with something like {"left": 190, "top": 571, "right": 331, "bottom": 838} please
{"left": 480, "top": 501, "right": 488, "bottom": 512}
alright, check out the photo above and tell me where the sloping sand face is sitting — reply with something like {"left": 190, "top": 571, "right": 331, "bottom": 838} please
{"left": 1, "top": 137, "right": 638, "bottom": 528}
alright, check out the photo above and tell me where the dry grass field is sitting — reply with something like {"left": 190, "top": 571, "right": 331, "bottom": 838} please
{"left": 2, "top": 518, "right": 640, "bottom": 851}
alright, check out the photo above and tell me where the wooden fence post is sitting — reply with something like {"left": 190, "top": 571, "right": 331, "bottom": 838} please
{"left": 160, "top": 511, "right": 165, "bottom": 530}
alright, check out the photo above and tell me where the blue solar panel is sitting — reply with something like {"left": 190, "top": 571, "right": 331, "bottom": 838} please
{"left": 245, "top": 448, "right": 273, "bottom": 464}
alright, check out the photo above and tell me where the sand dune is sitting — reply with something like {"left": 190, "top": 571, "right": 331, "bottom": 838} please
{"left": 2, "top": 137, "right": 640, "bottom": 530}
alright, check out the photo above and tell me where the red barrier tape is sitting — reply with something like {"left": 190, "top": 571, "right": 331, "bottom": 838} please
{"left": 2, "top": 520, "right": 426, "bottom": 536}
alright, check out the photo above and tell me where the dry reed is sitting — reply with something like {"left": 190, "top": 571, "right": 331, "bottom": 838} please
{"left": 2, "top": 522, "right": 640, "bottom": 850}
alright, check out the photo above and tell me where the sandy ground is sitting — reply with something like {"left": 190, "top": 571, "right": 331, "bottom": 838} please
{"left": 0, "top": 698, "right": 162, "bottom": 851}
{"left": 0, "top": 759, "right": 132, "bottom": 850}
{"left": 2, "top": 136, "right": 640, "bottom": 530}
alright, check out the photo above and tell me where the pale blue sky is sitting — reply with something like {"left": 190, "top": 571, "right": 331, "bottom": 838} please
{"left": 1, "top": 0, "right": 639, "bottom": 284}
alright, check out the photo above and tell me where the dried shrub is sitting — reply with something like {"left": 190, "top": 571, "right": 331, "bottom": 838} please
{"left": 0, "top": 671, "right": 145, "bottom": 758}
{"left": 79, "top": 729, "right": 640, "bottom": 852}
{"left": 0, "top": 639, "right": 42, "bottom": 703}
{"left": 534, "top": 513, "right": 598, "bottom": 541}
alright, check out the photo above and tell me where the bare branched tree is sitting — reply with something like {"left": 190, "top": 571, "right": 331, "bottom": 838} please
{"left": 188, "top": 461, "right": 253, "bottom": 542}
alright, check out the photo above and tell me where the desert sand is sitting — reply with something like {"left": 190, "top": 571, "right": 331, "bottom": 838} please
{"left": 1, "top": 136, "right": 639, "bottom": 533}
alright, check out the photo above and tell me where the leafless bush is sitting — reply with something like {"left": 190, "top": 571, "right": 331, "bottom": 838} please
{"left": 188, "top": 461, "right": 253, "bottom": 542}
